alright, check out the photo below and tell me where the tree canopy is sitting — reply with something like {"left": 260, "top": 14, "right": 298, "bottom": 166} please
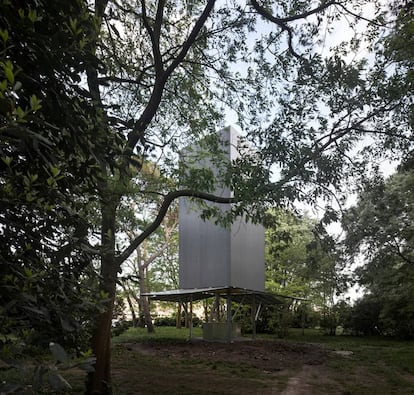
{"left": 1, "top": 0, "right": 413, "bottom": 393}
{"left": 342, "top": 164, "right": 414, "bottom": 337}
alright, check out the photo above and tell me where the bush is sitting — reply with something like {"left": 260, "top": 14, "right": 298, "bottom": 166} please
{"left": 112, "top": 320, "right": 133, "bottom": 337}
{"left": 154, "top": 313, "right": 201, "bottom": 328}
{"left": 154, "top": 316, "right": 176, "bottom": 327}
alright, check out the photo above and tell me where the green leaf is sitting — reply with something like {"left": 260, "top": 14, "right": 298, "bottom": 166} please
{"left": 47, "top": 371, "right": 72, "bottom": 390}
{"left": 0, "top": 79, "right": 7, "bottom": 92}
{"left": 15, "top": 106, "right": 26, "bottom": 120}
{"left": 28, "top": 9, "right": 37, "bottom": 23}
{"left": 0, "top": 29, "right": 8, "bottom": 43}
{"left": 3, "top": 62, "right": 14, "bottom": 84}
{"left": 49, "top": 342, "right": 69, "bottom": 363}
{"left": 1, "top": 156, "right": 12, "bottom": 166}
{"left": 13, "top": 81, "right": 22, "bottom": 91}
{"left": 30, "top": 94, "right": 42, "bottom": 111}
{"left": 50, "top": 166, "right": 60, "bottom": 177}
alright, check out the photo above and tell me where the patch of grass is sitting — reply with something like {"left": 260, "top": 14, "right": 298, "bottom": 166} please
{"left": 112, "top": 326, "right": 203, "bottom": 343}
{"left": 4, "top": 327, "right": 414, "bottom": 394}
{"left": 111, "top": 345, "right": 272, "bottom": 394}
{"left": 180, "top": 358, "right": 262, "bottom": 380}
{"left": 257, "top": 328, "right": 414, "bottom": 394}
{"left": 303, "top": 333, "right": 414, "bottom": 394}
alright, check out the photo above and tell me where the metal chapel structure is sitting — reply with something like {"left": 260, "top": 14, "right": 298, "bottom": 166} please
{"left": 144, "top": 127, "right": 286, "bottom": 341}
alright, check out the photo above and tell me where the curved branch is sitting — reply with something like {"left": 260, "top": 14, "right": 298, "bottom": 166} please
{"left": 250, "top": 0, "right": 337, "bottom": 58}
{"left": 250, "top": 0, "right": 336, "bottom": 24}
{"left": 115, "top": 189, "right": 234, "bottom": 264}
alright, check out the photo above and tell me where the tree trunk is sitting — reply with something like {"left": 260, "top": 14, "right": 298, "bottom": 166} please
{"left": 122, "top": 283, "right": 138, "bottom": 327}
{"left": 176, "top": 303, "right": 182, "bottom": 329}
{"left": 87, "top": 200, "right": 118, "bottom": 394}
{"left": 183, "top": 302, "right": 190, "bottom": 328}
{"left": 138, "top": 262, "right": 154, "bottom": 333}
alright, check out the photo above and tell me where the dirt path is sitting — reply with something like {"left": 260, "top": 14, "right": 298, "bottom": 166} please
{"left": 281, "top": 367, "right": 315, "bottom": 395}
{"left": 280, "top": 365, "right": 333, "bottom": 395}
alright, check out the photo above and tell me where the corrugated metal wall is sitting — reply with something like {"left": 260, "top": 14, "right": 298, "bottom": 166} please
{"left": 179, "top": 126, "right": 265, "bottom": 292}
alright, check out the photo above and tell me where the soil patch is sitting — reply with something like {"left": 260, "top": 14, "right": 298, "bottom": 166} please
{"left": 111, "top": 338, "right": 331, "bottom": 394}
{"left": 110, "top": 338, "right": 414, "bottom": 394}
{"left": 125, "top": 338, "right": 328, "bottom": 373}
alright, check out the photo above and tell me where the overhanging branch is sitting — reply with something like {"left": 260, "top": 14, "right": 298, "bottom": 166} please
{"left": 115, "top": 189, "right": 234, "bottom": 264}
{"left": 126, "top": 0, "right": 216, "bottom": 152}
{"left": 250, "top": 0, "right": 336, "bottom": 24}
{"left": 250, "top": 0, "right": 337, "bottom": 58}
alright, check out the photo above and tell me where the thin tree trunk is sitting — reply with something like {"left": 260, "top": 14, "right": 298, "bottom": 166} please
{"left": 183, "top": 302, "right": 189, "bottom": 328}
{"left": 203, "top": 299, "right": 209, "bottom": 322}
{"left": 138, "top": 261, "right": 154, "bottom": 332}
{"left": 176, "top": 302, "right": 182, "bottom": 329}
{"left": 121, "top": 283, "right": 138, "bottom": 327}
{"left": 87, "top": 200, "right": 118, "bottom": 394}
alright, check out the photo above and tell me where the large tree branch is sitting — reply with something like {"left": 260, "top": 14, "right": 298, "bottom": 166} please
{"left": 126, "top": 0, "right": 216, "bottom": 151}
{"left": 115, "top": 189, "right": 234, "bottom": 265}
{"left": 165, "top": 0, "right": 216, "bottom": 77}
{"left": 141, "top": 0, "right": 163, "bottom": 77}
{"left": 154, "top": 0, "right": 165, "bottom": 43}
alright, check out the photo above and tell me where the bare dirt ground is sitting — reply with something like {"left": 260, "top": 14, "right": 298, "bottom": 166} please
{"left": 131, "top": 338, "right": 328, "bottom": 372}
{"left": 113, "top": 339, "right": 335, "bottom": 394}
{"left": 111, "top": 337, "right": 414, "bottom": 394}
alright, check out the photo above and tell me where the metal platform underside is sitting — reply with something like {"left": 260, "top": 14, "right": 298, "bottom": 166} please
{"left": 143, "top": 286, "right": 294, "bottom": 305}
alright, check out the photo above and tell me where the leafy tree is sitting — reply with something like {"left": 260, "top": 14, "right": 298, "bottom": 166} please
{"left": 265, "top": 209, "right": 346, "bottom": 333}
{"left": 341, "top": 2, "right": 413, "bottom": 338}
{"left": 1, "top": 1, "right": 413, "bottom": 393}
{"left": 265, "top": 210, "right": 315, "bottom": 297}
{"left": 0, "top": 1, "right": 111, "bottom": 351}
{"left": 343, "top": 295, "right": 382, "bottom": 336}
{"left": 384, "top": 1, "right": 414, "bottom": 129}
{"left": 343, "top": 166, "right": 414, "bottom": 337}
{"left": 121, "top": 209, "right": 178, "bottom": 333}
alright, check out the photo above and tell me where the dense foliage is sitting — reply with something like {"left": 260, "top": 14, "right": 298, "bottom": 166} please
{"left": 0, "top": 0, "right": 114, "bottom": 350}
{"left": 264, "top": 209, "right": 346, "bottom": 335}
{"left": 343, "top": 165, "right": 414, "bottom": 338}
{"left": 1, "top": 0, "right": 413, "bottom": 392}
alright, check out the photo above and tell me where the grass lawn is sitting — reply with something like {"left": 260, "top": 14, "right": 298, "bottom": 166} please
{"left": 2, "top": 327, "right": 414, "bottom": 394}
{"left": 111, "top": 327, "right": 414, "bottom": 394}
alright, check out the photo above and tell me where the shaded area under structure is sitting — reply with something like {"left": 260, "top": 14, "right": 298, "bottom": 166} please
{"left": 143, "top": 286, "right": 298, "bottom": 342}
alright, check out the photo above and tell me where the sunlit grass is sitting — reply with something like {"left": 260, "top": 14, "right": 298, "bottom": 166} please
{"left": 112, "top": 325, "right": 203, "bottom": 343}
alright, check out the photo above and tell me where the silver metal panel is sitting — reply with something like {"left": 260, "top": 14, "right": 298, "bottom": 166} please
{"left": 179, "top": 198, "right": 231, "bottom": 288}
{"left": 230, "top": 219, "right": 265, "bottom": 291}
{"left": 179, "top": 126, "right": 265, "bottom": 292}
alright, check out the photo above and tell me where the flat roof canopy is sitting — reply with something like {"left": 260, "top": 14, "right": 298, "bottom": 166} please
{"left": 143, "top": 286, "right": 299, "bottom": 306}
